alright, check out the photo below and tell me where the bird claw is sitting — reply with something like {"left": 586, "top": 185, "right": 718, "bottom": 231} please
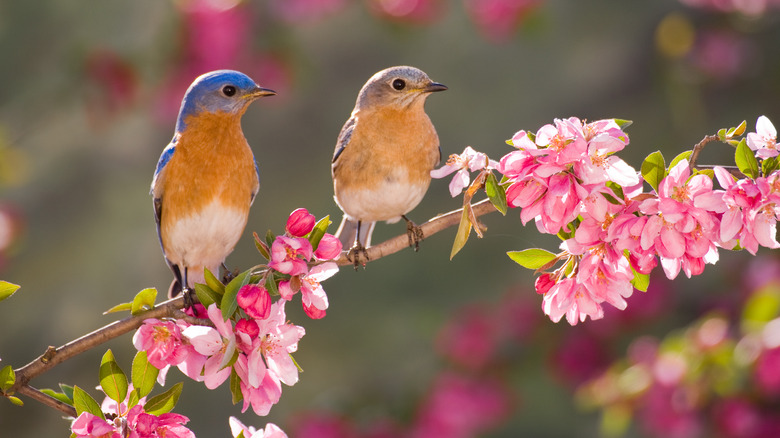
{"left": 181, "top": 287, "right": 201, "bottom": 316}
{"left": 403, "top": 215, "right": 424, "bottom": 251}
{"left": 346, "top": 243, "right": 369, "bottom": 270}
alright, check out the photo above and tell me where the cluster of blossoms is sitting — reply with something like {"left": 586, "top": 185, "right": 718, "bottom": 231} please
{"left": 97, "top": 208, "right": 342, "bottom": 437}
{"left": 434, "top": 116, "right": 780, "bottom": 325}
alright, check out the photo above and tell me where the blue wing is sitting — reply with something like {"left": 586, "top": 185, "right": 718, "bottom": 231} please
{"left": 332, "top": 116, "right": 356, "bottom": 164}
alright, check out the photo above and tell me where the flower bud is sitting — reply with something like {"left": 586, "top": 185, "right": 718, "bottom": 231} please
{"left": 286, "top": 208, "right": 316, "bottom": 237}
{"left": 314, "top": 233, "right": 343, "bottom": 260}
{"left": 236, "top": 284, "right": 271, "bottom": 320}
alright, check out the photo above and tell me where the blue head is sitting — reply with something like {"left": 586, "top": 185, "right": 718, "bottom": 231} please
{"left": 175, "top": 70, "right": 276, "bottom": 132}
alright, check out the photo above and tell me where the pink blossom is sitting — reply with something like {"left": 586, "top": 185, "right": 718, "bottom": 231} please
{"left": 234, "top": 355, "right": 283, "bottom": 416}
{"left": 181, "top": 304, "right": 238, "bottom": 389}
{"left": 755, "top": 347, "right": 780, "bottom": 396}
{"left": 229, "top": 417, "right": 289, "bottom": 438}
{"left": 747, "top": 115, "right": 779, "bottom": 159}
{"left": 237, "top": 284, "right": 271, "bottom": 320}
{"left": 132, "top": 319, "right": 189, "bottom": 371}
{"left": 464, "top": 0, "right": 542, "bottom": 43}
{"left": 126, "top": 404, "right": 194, "bottom": 438}
{"left": 299, "top": 262, "right": 338, "bottom": 319}
{"left": 250, "top": 300, "right": 306, "bottom": 386}
{"left": 436, "top": 304, "right": 500, "bottom": 370}
{"left": 431, "top": 146, "right": 497, "bottom": 197}
{"left": 314, "top": 233, "right": 343, "bottom": 260}
{"left": 71, "top": 412, "right": 119, "bottom": 438}
{"left": 269, "top": 236, "right": 313, "bottom": 276}
{"left": 369, "top": 0, "right": 442, "bottom": 24}
{"left": 286, "top": 208, "right": 316, "bottom": 237}
{"left": 236, "top": 318, "right": 260, "bottom": 342}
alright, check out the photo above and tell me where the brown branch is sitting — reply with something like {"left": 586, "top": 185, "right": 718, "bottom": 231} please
{"left": 688, "top": 134, "right": 720, "bottom": 172}
{"left": 334, "top": 198, "right": 499, "bottom": 266}
{"left": 11, "top": 296, "right": 186, "bottom": 400}
{"left": 16, "top": 385, "right": 77, "bottom": 417}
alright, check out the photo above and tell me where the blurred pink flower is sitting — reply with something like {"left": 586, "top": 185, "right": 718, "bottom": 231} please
{"left": 464, "top": 0, "right": 542, "bottom": 43}
{"left": 269, "top": 0, "right": 347, "bottom": 22}
{"left": 754, "top": 346, "right": 780, "bottom": 396}
{"left": 288, "top": 411, "right": 359, "bottom": 438}
{"left": 436, "top": 304, "right": 500, "bottom": 370}
{"left": 369, "top": 0, "right": 443, "bottom": 24}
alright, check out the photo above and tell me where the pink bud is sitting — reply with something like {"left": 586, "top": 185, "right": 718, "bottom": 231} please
{"left": 286, "top": 208, "right": 316, "bottom": 237}
{"left": 535, "top": 274, "right": 554, "bottom": 294}
{"left": 236, "top": 284, "right": 271, "bottom": 320}
{"left": 314, "top": 233, "right": 343, "bottom": 260}
{"left": 236, "top": 318, "right": 260, "bottom": 339}
{"left": 303, "top": 301, "right": 326, "bottom": 319}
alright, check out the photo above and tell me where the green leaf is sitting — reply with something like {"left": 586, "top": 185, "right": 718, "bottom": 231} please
{"left": 60, "top": 384, "right": 75, "bottom": 402}
{"left": 506, "top": 248, "right": 557, "bottom": 270}
{"left": 309, "top": 215, "right": 330, "bottom": 250}
{"left": 640, "top": 151, "right": 666, "bottom": 192}
{"left": 40, "top": 388, "right": 73, "bottom": 405}
{"left": 669, "top": 150, "right": 692, "bottom": 170}
{"left": 131, "top": 288, "right": 157, "bottom": 315}
{"left": 763, "top": 156, "right": 779, "bottom": 176}
{"left": 222, "top": 270, "right": 251, "bottom": 320}
{"left": 694, "top": 168, "right": 715, "bottom": 179}
{"left": 614, "top": 119, "right": 633, "bottom": 129}
{"left": 0, "top": 365, "right": 15, "bottom": 392}
{"left": 72, "top": 385, "right": 104, "bottom": 419}
{"left": 204, "top": 268, "right": 225, "bottom": 295}
{"left": 99, "top": 349, "right": 128, "bottom": 404}
{"left": 726, "top": 120, "right": 747, "bottom": 137}
{"left": 449, "top": 208, "right": 472, "bottom": 260}
{"left": 0, "top": 281, "right": 20, "bottom": 303}
{"left": 485, "top": 172, "right": 508, "bottom": 215}
{"left": 265, "top": 230, "right": 276, "bottom": 250}
{"left": 128, "top": 389, "right": 140, "bottom": 409}
{"left": 265, "top": 272, "right": 279, "bottom": 296}
{"left": 631, "top": 270, "right": 650, "bottom": 292}
{"left": 143, "top": 382, "right": 183, "bottom": 416}
{"left": 104, "top": 302, "right": 132, "bottom": 314}
{"left": 230, "top": 368, "right": 243, "bottom": 405}
{"left": 254, "top": 232, "right": 270, "bottom": 260}
{"left": 131, "top": 351, "right": 159, "bottom": 399}
{"left": 7, "top": 395, "right": 23, "bottom": 406}
{"left": 735, "top": 138, "right": 759, "bottom": 179}
{"left": 194, "top": 283, "right": 220, "bottom": 309}
{"left": 236, "top": 432, "right": 246, "bottom": 438}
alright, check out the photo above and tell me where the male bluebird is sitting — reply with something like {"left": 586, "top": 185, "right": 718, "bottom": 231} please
{"left": 151, "top": 70, "right": 275, "bottom": 297}
{"left": 332, "top": 66, "right": 447, "bottom": 263}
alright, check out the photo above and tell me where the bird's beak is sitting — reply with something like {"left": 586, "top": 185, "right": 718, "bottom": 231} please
{"left": 424, "top": 82, "right": 448, "bottom": 93}
{"left": 248, "top": 86, "right": 277, "bottom": 99}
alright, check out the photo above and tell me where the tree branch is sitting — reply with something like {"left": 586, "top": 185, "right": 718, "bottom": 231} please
{"left": 334, "top": 198, "right": 498, "bottom": 266}
{"left": 16, "top": 385, "right": 77, "bottom": 417}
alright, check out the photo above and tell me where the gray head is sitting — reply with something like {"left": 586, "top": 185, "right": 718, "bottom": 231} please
{"left": 175, "top": 69, "right": 276, "bottom": 131}
{"left": 355, "top": 66, "right": 447, "bottom": 110}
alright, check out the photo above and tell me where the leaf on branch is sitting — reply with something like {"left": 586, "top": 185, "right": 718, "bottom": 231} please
{"left": 630, "top": 269, "right": 650, "bottom": 292}
{"left": 222, "top": 270, "right": 251, "bottom": 320}
{"left": 640, "top": 151, "right": 665, "bottom": 192}
{"left": 104, "top": 302, "right": 132, "bottom": 314}
{"left": 485, "top": 172, "right": 508, "bottom": 215}
{"left": 726, "top": 120, "right": 747, "bottom": 138}
{"left": 7, "top": 395, "right": 23, "bottom": 406}
{"left": 506, "top": 248, "right": 557, "bottom": 270}
{"left": 265, "top": 230, "right": 276, "bottom": 251}
{"left": 450, "top": 207, "right": 472, "bottom": 260}
{"left": 204, "top": 268, "right": 225, "bottom": 295}
{"left": 144, "top": 382, "right": 183, "bottom": 416}
{"left": 73, "top": 385, "right": 104, "bottom": 419}
{"left": 0, "top": 365, "right": 15, "bottom": 392}
{"left": 131, "top": 288, "right": 157, "bottom": 315}
{"left": 40, "top": 388, "right": 73, "bottom": 405}
{"left": 0, "top": 281, "right": 20, "bottom": 303}
{"left": 265, "top": 271, "right": 279, "bottom": 296}
{"left": 99, "top": 349, "right": 128, "bottom": 404}
{"left": 614, "top": 119, "right": 633, "bottom": 129}
{"left": 131, "top": 350, "right": 159, "bottom": 400}
{"left": 309, "top": 215, "right": 330, "bottom": 250}
{"left": 763, "top": 156, "right": 779, "bottom": 176}
{"left": 253, "top": 231, "right": 271, "bottom": 260}
{"left": 669, "top": 150, "right": 692, "bottom": 170}
{"left": 194, "top": 283, "right": 220, "bottom": 309}
{"left": 735, "top": 138, "right": 759, "bottom": 179}
{"left": 230, "top": 368, "right": 243, "bottom": 405}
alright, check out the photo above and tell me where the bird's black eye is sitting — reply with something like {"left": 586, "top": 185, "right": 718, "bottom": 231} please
{"left": 222, "top": 85, "right": 237, "bottom": 97}
{"left": 391, "top": 79, "right": 406, "bottom": 90}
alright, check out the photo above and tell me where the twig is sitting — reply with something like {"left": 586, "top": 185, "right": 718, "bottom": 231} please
{"left": 334, "top": 198, "right": 498, "bottom": 266}
{"left": 688, "top": 134, "right": 722, "bottom": 172}
{"left": 16, "top": 385, "right": 77, "bottom": 417}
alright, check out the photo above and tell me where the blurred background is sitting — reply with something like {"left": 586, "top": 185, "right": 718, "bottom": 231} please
{"left": 2, "top": 0, "right": 780, "bottom": 436}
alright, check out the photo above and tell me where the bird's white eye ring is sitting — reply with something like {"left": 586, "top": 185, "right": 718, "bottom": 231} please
{"left": 222, "top": 85, "right": 237, "bottom": 96}
{"left": 391, "top": 79, "right": 406, "bottom": 90}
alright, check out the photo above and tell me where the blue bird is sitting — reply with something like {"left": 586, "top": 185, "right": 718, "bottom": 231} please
{"left": 151, "top": 70, "right": 275, "bottom": 297}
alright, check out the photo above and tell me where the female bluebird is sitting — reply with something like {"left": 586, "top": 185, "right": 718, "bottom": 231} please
{"left": 151, "top": 70, "right": 275, "bottom": 296}
{"left": 332, "top": 66, "right": 447, "bottom": 263}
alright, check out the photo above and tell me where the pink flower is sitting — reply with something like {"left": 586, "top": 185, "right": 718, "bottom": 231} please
{"left": 755, "top": 346, "right": 780, "bottom": 396}
{"left": 269, "top": 236, "right": 313, "bottom": 276}
{"left": 299, "top": 262, "right": 338, "bottom": 319}
{"left": 236, "top": 318, "right": 260, "bottom": 341}
{"left": 286, "top": 208, "right": 316, "bottom": 237}
{"left": 747, "top": 115, "right": 779, "bottom": 159}
{"left": 132, "top": 319, "right": 189, "bottom": 370}
{"left": 431, "top": 146, "right": 497, "bottom": 197}
{"left": 234, "top": 355, "right": 283, "bottom": 416}
{"left": 250, "top": 300, "right": 306, "bottom": 386}
{"left": 71, "top": 412, "right": 119, "bottom": 438}
{"left": 464, "top": 0, "right": 542, "bottom": 43}
{"left": 181, "top": 304, "right": 238, "bottom": 389}
{"left": 237, "top": 284, "right": 271, "bottom": 320}
{"left": 229, "top": 417, "right": 289, "bottom": 438}
{"left": 314, "top": 233, "right": 342, "bottom": 260}
{"left": 126, "top": 404, "right": 194, "bottom": 438}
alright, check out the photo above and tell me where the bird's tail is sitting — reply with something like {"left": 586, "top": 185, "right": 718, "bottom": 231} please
{"left": 335, "top": 216, "right": 376, "bottom": 248}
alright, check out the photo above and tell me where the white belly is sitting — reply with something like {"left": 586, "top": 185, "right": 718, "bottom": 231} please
{"left": 165, "top": 200, "right": 248, "bottom": 285}
{"left": 337, "top": 178, "right": 429, "bottom": 223}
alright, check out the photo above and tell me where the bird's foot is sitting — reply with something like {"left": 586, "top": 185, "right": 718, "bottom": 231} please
{"left": 346, "top": 242, "right": 370, "bottom": 270}
{"left": 402, "top": 215, "right": 424, "bottom": 251}
{"left": 222, "top": 265, "right": 238, "bottom": 285}
{"left": 181, "top": 287, "right": 203, "bottom": 317}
